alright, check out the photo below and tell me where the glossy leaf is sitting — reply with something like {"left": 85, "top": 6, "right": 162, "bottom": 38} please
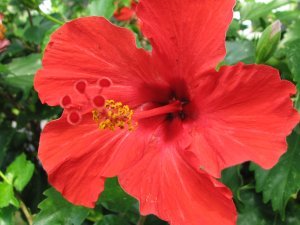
{"left": 95, "top": 215, "right": 131, "bottom": 225}
{"left": 251, "top": 132, "right": 300, "bottom": 218}
{"left": 0, "top": 182, "right": 19, "bottom": 208}
{"left": 87, "top": 0, "right": 116, "bottom": 18}
{"left": 286, "top": 41, "right": 300, "bottom": 84}
{"left": 5, "top": 154, "right": 34, "bottom": 192}
{"left": 221, "top": 165, "right": 243, "bottom": 198}
{"left": 238, "top": 190, "right": 300, "bottom": 225}
{"left": 237, "top": 191, "right": 274, "bottom": 225}
{"left": 0, "top": 206, "right": 15, "bottom": 225}
{"left": 99, "top": 178, "right": 138, "bottom": 223}
{"left": 240, "top": 0, "right": 294, "bottom": 21}
{"left": 4, "top": 54, "right": 41, "bottom": 95}
{"left": 6, "top": 54, "right": 41, "bottom": 76}
{"left": 282, "top": 19, "right": 300, "bottom": 45}
{"left": 33, "top": 188, "right": 89, "bottom": 225}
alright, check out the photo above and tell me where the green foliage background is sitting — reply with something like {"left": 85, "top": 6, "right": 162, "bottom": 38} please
{"left": 0, "top": 0, "right": 299, "bottom": 224}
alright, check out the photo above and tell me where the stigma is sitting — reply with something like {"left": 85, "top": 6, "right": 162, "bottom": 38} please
{"left": 92, "top": 100, "right": 137, "bottom": 131}
{"left": 60, "top": 77, "right": 112, "bottom": 126}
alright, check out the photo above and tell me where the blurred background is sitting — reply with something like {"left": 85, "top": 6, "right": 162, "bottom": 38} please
{"left": 0, "top": 0, "right": 299, "bottom": 224}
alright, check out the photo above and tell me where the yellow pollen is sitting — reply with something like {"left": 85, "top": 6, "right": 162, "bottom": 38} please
{"left": 92, "top": 100, "right": 137, "bottom": 131}
{"left": 0, "top": 23, "right": 6, "bottom": 40}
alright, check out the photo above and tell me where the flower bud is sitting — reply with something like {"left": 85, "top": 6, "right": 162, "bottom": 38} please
{"left": 255, "top": 20, "right": 282, "bottom": 64}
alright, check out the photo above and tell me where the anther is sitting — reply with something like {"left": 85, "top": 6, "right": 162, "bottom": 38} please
{"left": 92, "top": 100, "right": 136, "bottom": 131}
{"left": 92, "top": 95, "right": 105, "bottom": 108}
{"left": 75, "top": 80, "right": 87, "bottom": 94}
{"left": 67, "top": 111, "right": 82, "bottom": 125}
{"left": 98, "top": 78, "right": 112, "bottom": 88}
{"left": 60, "top": 95, "right": 72, "bottom": 108}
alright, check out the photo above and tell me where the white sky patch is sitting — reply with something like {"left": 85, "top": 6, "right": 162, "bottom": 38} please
{"left": 39, "top": 0, "right": 52, "bottom": 13}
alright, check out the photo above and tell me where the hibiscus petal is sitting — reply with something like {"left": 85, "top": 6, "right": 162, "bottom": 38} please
{"left": 136, "top": 0, "right": 235, "bottom": 80}
{"left": 186, "top": 63, "right": 300, "bottom": 178}
{"left": 119, "top": 147, "right": 237, "bottom": 225}
{"left": 38, "top": 113, "right": 151, "bottom": 207}
{"left": 34, "top": 16, "right": 153, "bottom": 106}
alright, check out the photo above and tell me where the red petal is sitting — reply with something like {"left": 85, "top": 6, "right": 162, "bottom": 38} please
{"left": 186, "top": 63, "right": 300, "bottom": 177}
{"left": 119, "top": 147, "right": 237, "bottom": 225}
{"left": 34, "top": 17, "right": 152, "bottom": 106}
{"left": 114, "top": 7, "right": 135, "bottom": 21}
{"left": 136, "top": 0, "right": 235, "bottom": 80}
{"left": 38, "top": 113, "right": 150, "bottom": 207}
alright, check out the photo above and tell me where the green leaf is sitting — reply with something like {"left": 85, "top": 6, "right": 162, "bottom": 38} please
{"left": 296, "top": 90, "right": 300, "bottom": 112}
{"left": 0, "top": 64, "right": 10, "bottom": 74}
{"left": 23, "top": 17, "right": 57, "bottom": 45}
{"left": 275, "top": 10, "right": 300, "bottom": 24}
{"left": 87, "top": 0, "right": 117, "bottom": 18}
{"left": 99, "top": 178, "right": 138, "bottom": 214}
{"left": 221, "top": 165, "right": 243, "bottom": 198}
{"left": 144, "top": 215, "right": 168, "bottom": 225}
{"left": 0, "top": 206, "right": 15, "bottom": 225}
{"left": 119, "top": 0, "right": 131, "bottom": 6}
{"left": 251, "top": 132, "right": 300, "bottom": 218}
{"left": 41, "top": 25, "right": 60, "bottom": 53}
{"left": 23, "top": 26, "right": 45, "bottom": 45}
{"left": 237, "top": 191, "right": 275, "bottom": 225}
{"left": 227, "top": 19, "right": 240, "bottom": 39}
{"left": 282, "top": 19, "right": 300, "bottom": 45}
{"left": 95, "top": 215, "right": 131, "bottom": 225}
{"left": 224, "top": 41, "right": 255, "bottom": 65}
{"left": 285, "top": 41, "right": 300, "bottom": 83}
{"left": 240, "top": 0, "right": 295, "bottom": 21}
{"left": 285, "top": 202, "right": 300, "bottom": 225}
{"left": 6, "top": 54, "right": 41, "bottom": 76}
{"left": 33, "top": 188, "right": 89, "bottom": 225}
{"left": 238, "top": 190, "right": 300, "bottom": 225}
{"left": 3, "top": 53, "right": 41, "bottom": 97}
{"left": 283, "top": 19, "right": 300, "bottom": 83}
{"left": 5, "top": 154, "right": 34, "bottom": 192}
{"left": 0, "top": 182, "right": 19, "bottom": 208}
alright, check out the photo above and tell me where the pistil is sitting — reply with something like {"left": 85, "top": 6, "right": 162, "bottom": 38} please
{"left": 134, "top": 101, "right": 182, "bottom": 120}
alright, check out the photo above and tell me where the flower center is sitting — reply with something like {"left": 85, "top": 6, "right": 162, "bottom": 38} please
{"left": 92, "top": 100, "right": 136, "bottom": 131}
{"left": 91, "top": 99, "right": 185, "bottom": 131}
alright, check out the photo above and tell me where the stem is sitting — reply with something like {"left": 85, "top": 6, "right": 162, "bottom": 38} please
{"left": 19, "top": 198, "right": 33, "bottom": 225}
{"left": 26, "top": 8, "right": 33, "bottom": 27}
{"left": 137, "top": 216, "right": 147, "bottom": 225}
{"left": 0, "top": 171, "right": 33, "bottom": 225}
{"left": 37, "top": 7, "right": 64, "bottom": 25}
{"left": 0, "top": 171, "right": 10, "bottom": 184}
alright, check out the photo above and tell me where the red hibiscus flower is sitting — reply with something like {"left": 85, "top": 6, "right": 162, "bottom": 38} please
{"left": 34, "top": 0, "right": 299, "bottom": 225}
{"left": 114, "top": 0, "right": 137, "bottom": 22}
